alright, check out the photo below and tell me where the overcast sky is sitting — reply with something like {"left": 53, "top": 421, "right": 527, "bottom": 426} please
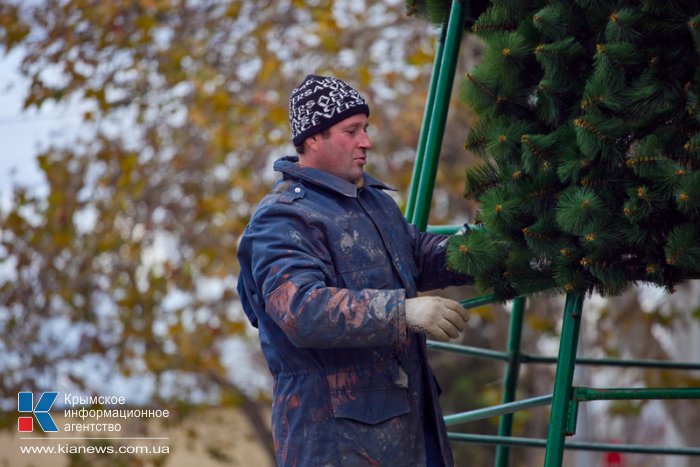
{"left": 0, "top": 48, "right": 86, "bottom": 209}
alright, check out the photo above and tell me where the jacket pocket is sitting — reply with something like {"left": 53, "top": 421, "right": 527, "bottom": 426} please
{"left": 330, "top": 385, "right": 410, "bottom": 425}
{"left": 330, "top": 386, "right": 419, "bottom": 465}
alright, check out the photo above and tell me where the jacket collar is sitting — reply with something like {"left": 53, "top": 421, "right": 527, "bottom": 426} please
{"left": 273, "top": 156, "right": 395, "bottom": 198}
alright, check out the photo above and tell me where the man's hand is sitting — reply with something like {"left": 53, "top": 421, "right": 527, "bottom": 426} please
{"left": 405, "top": 296, "right": 469, "bottom": 342}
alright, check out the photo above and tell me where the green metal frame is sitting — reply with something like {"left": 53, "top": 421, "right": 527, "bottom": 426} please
{"left": 406, "top": 2, "right": 700, "bottom": 465}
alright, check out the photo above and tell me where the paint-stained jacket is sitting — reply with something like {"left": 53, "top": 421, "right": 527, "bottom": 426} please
{"left": 237, "top": 156, "right": 471, "bottom": 466}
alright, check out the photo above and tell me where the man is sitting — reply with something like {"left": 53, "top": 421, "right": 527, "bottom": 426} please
{"left": 237, "top": 74, "right": 472, "bottom": 466}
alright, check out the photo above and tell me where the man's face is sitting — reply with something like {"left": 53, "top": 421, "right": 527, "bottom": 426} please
{"left": 301, "top": 113, "right": 372, "bottom": 184}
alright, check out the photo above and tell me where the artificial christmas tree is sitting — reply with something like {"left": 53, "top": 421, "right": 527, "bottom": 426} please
{"left": 414, "top": 0, "right": 700, "bottom": 299}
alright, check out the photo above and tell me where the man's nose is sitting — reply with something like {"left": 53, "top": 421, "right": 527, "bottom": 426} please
{"left": 360, "top": 130, "right": 372, "bottom": 149}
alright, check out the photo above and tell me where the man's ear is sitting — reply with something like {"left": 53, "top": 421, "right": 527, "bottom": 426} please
{"left": 305, "top": 135, "right": 319, "bottom": 153}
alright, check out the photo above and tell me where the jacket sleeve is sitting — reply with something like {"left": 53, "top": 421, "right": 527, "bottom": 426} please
{"left": 408, "top": 224, "right": 474, "bottom": 292}
{"left": 243, "top": 203, "right": 409, "bottom": 350}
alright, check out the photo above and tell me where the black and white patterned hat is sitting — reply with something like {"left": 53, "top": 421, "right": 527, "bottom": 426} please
{"left": 289, "top": 75, "right": 370, "bottom": 147}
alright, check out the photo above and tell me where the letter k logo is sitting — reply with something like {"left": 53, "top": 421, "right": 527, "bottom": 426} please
{"left": 18, "top": 392, "right": 59, "bottom": 432}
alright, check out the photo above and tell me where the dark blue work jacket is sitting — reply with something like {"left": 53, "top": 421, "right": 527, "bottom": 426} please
{"left": 237, "top": 156, "right": 470, "bottom": 466}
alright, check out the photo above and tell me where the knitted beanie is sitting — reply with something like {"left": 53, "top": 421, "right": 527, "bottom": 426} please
{"left": 289, "top": 74, "right": 370, "bottom": 147}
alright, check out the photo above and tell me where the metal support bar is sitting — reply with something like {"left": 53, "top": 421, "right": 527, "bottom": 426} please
{"left": 444, "top": 395, "right": 553, "bottom": 426}
{"left": 459, "top": 294, "right": 499, "bottom": 309}
{"left": 565, "top": 386, "right": 700, "bottom": 439}
{"left": 573, "top": 387, "right": 700, "bottom": 401}
{"left": 405, "top": 22, "right": 447, "bottom": 223}
{"left": 427, "top": 341, "right": 511, "bottom": 361}
{"left": 544, "top": 293, "right": 585, "bottom": 466}
{"left": 443, "top": 387, "right": 700, "bottom": 438}
{"left": 448, "top": 433, "right": 700, "bottom": 456}
{"left": 432, "top": 339, "right": 700, "bottom": 371}
{"left": 523, "top": 354, "right": 700, "bottom": 371}
{"left": 495, "top": 296, "right": 526, "bottom": 467}
{"left": 410, "top": 0, "right": 465, "bottom": 231}
{"left": 565, "top": 397, "right": 579, "bottom": 436}
{"left": 426, "top": 224, "right": 462, "bottom": 234}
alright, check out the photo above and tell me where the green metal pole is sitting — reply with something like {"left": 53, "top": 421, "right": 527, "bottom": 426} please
{"left": 405, "top": 22, "right": 447, "bottom": 223}
{"left": 427, "top": 340, "right": 512, "bottom": 361}
{"left": 460, "top": 294, "right": 499, "bottom": 309}
{"left": 426, "top": 224, "right": 463, "bottom": 234}
{"left": 522, "top": 354, "right": 700, "bottom": 370}
{"left": 495, "top": 296, "right": 526, "bottom": 467}
{"left": 444, "top": 394, "right": 553, "bottom": 426}
{"left": 573, "top": 387, "right": 700, "bottom": 401}
{"left": 412, "top": 0, "right": 466, "bottom": 231}
{"left": 448, "top": 433, "right": 700, "bottom": 456}
{"left": 544, "top": 293, "right": 585, "bottom": 467}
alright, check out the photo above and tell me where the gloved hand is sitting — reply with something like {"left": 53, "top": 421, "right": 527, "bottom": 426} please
{"left": 405, "top": 296, "right": 469, "bottom": 342}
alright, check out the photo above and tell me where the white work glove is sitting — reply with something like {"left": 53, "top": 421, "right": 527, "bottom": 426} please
{"left": 405, "top": 296, "right": 469, "bottom": 342}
